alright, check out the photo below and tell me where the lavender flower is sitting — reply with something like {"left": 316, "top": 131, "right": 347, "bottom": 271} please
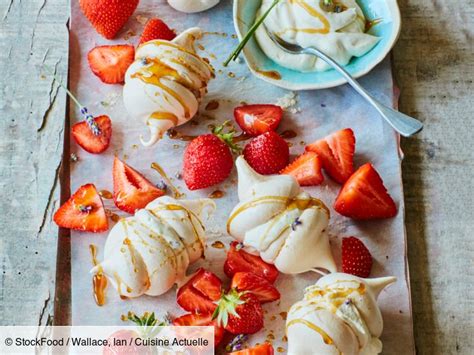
{"left": 291, "top": 217, "right": 302, "bottom": 231}
{"left": 80, "top": 107, "right": 101, "bottom": 136}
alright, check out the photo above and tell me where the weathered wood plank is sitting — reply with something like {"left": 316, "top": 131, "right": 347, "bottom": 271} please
{"left": 0, "top": 0, "right": 69, "bottom": 325}
{"left": 393, "top": 1, "right": 474, "bottom": 354}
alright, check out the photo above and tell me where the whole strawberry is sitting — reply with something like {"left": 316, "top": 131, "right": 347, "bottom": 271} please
{"left": 243, "top": 131, "right": 289, "bottom": 175}
{"left": 183, "top": 124, "right": 236, "bottom": 190}
{"left": 213, "top": 289, "right": 264, "bottom": 335}
{"left": 79, "top": 0, "right": 139, "bottom": 40}
{"left": 342, "top": 237, "right": 373, "bottom": 278}
{"left": 139, "top": 18, "right": 176, "bottom": 45}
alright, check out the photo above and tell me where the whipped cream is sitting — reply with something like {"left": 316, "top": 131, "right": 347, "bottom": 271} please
{"left": 91, "top": 196, "right": 215, "bottom": 298}
{"left": 255, "top": 0, "right": 380, "bottom": 72}
{"left": 123, "top": 28, "right": 214, "bottom": 146}
{"left": 168, "top": 0, "right": 220, "bottom": 13}
{"left": 286, "top": 273, "right": 396, "bottom": 354}
{"left": 227, "top": 156, "right": 336, "bottom": 274}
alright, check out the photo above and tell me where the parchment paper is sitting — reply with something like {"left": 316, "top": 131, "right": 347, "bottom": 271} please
{"left": 69, "top": 1, "right": 415, "bottom": 353}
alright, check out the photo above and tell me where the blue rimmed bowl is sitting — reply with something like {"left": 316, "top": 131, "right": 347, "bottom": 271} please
{"left": 233, "top": 0, "right": 401, "bottom": 90}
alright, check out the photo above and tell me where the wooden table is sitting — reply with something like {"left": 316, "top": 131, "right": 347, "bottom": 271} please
{"left": 0, "top": 1, "right": 472, "bottom": 354}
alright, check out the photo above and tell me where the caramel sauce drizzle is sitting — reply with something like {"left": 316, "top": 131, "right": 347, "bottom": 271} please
{"left": 149, "top": 111, "right": 179, "bottom": 126}
{"left": 150, "top": 162, "right": 184, "bottom": 199}
{"left": 256, "top": 69, "right": 282, "bottom": 80}
{"left": 90, "top": 244, "right": 107, "bottom": 307}
{"left": 286, "top": 0, "right": 331, "bottom": 34}
{"left": 286, "top": 319, "right": 338, "bottom": 350}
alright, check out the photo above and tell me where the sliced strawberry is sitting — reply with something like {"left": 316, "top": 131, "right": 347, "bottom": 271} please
{"left": 53, "top": 184, "right": 108, "bottom": 233}
{"left": 334, "top": 163, "right": 397, "bottom": 219}
{"left": 72, "top": 115, "right": 112, "bottom": 154}
{"left": 280, "top": 151, "right": 324, "bottom": 186}
{"left": 113, "top": 157, "right": 165, "bottom": 214}
{"left": 139, "top": 18, "right": 176, "bottom": 45}
{"left": 229, "top": 343, "right": 274, "bottom": 355}
{"left": 224, "top": 242, "right": 279, "bottom": 283}
{"left": 342, "top": 237, "right": 373, "bottom": 278}
{"left": 173, "top": 313, "right": 225, "bottom": 345}
{"left": 231, "top": 272, "right": 280, "bottom": 303}
{"left": 88, "top": 45, "right": 135, "bottom": 84}
{"left": 234, "top": 104, "right": 283, "bottom": 136}
{"left": 177, "top": 268, "right": 222, "bottom": 314}
{"left": 191, "top": 268, "right": 223, "bottom": 301}
{"left": 306, "top": 128, "right": 355, "bottom": 184}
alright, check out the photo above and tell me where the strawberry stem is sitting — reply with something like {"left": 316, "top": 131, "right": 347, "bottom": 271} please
{"left": 223, "top": 0, "right": 281, "bottom": 66}
{"left": 42, "top": 65, "right": 101, "bottom": 136}
{"left": 212, "top": 121, "right": 241, "bottom": 153}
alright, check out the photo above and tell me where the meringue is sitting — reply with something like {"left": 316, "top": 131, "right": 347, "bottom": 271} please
{"left": 168, "top": 0, "right": 220, "bottom": 13}
{"left": 255, "top": 0, "right": 380, "bottom": 72}
{"left": 286, "top": 273, "right": 396, "bottom": 355}
{"left": 226, "top": 156, "right": 336, "bottom": 274}
{"left": 91, "top": 196, "right": 215, "bottom": 298}
{"left": 123, "top": 28, "right": 214, "bottom": 146}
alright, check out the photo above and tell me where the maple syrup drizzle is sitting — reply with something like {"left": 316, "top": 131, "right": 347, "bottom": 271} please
{"left": 99, "top": 190, "right": 113, "bottom": 199}
{"left": 167, "top": 129, "right": 197, "bottom": 142}
{"left": 280, "top": 129, "right": 297, "bottom": 139}
{"left": 256, "top": 69, "right": 282, "bottom": 80}
{"left": 365, "top": 18, "right": 382, "bottom": 32}
{"left": 205, "top": 100, "right": 220, "bottom": 111}
{"left": 208, "top": 190, "right": 225, "bottom": 199}
{"left": 150, "top": 162, "right": 184, "bottom": 199}
{"left": 211, "top": 241, "right": 225, "bottom": 249}
{"left": 90, "top": 244, "right": 107, "bottom": 307}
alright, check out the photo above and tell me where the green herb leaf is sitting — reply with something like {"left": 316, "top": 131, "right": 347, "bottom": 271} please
{"left": 224, "top": 0, "right": 281, "bottom": 66}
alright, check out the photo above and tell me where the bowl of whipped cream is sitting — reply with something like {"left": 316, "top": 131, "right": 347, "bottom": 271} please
{"left": 233, "top": 0, "right": 401, "bottom": 90}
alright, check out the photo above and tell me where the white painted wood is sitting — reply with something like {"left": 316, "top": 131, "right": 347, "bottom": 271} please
{"left": 0, "top": 0, "right": 472, "bottom": 354}
{"left": 0, "top": 0, "right": 69, "bottom": 326}
{"left": 393, "top": 1, "right": 474, "bottom": 354}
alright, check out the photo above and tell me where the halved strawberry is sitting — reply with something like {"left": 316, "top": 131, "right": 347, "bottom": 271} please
{"left": 79, "top": 0, "right": 139, "bottom": 40}
{"left": 214, "top": 290, "right": 263, "bottom": 335}
{"left": 88, "top": 45, "right": 135, "bottom": 84}
{"left": 224, "top": 242, "right": 279, "bottom": 283}
{"left": 334, "top": 163, "right": 397, "bottom": 219}
{"left": 306, "top": 128, "right": 355, "bottom": 184}
{"left": 342, "top": 237, "right": 373, "bottom": 278}
{"left": 173, "top": 313, "right": 225, "bottom": 345}
{"left": 53, "top": 184, "right": 108, "bottom": 232}
{"left": 231, "top": 272, "right": 280, "bottom": 303}
{"left": 113, "top": 157, "right": 165, "bottom": 214}
{"left": 280, "top": 151, "right": 324, "bottom": 186}
{"left": 229, "top": 343, "right": 274, "bottom": 355}
{"left": 139, "top": 18, "right": 176, "bottom": 45}
{"left": 177, "top": 268, "right": 222, "bottom": 314}
{"left": 234, "top": 104, "right": 283, "bottom": 136}
{"left": 72, "top": 115, "right": 112, "bottom": 154}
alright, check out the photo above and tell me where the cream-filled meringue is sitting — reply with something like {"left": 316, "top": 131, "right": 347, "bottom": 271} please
{"left": 226, "top": 156, "right": 336, "bottom": 274}
{"left": 167, "top": 0, "right": 220, "bottom": 13}
{"left": 123, "top": 28, "right": 214, "bottom": 146}
{"left": 91, "top": 196, "right": 215, "bottom": 298}
{"left": 255, "top": 0, "right": 380, "bottom": 72}
{"left": 286, "top": 273, "right": 396, "bottom": 354}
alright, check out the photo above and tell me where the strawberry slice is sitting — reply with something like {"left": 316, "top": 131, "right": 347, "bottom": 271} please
{"left": 306, "top": 128, "right": 355, "bottom": 184}
{"left": 177, "top": 268, "right": 222, "bottom": 314}
{"left": 53, "top": 184, "right": 108, "bottom": 233}
{"left": 72, "top": 115, "right": 112, "bottom": 154}
{"left": 224, "top": 242, "right": 279, "bottom": 283}
{"left": 139, "top": 18, "right": 176, "bottom": 45}
{"left": 334, "top": 163, "right": 397, "bottom": 219}
{"left": 229, "top": 343, "right": 274, "bottom": 355}
{"left": 173, "top": 313, "right": 225, "bottom": 345}
{"left": 88, "top": 45, "right": 135, "bottom": 84}
{"left": 113, "top": 157, "right": 164, "bottom": 214}
{"left": 280, "top": 151, "right": 324, "bottom": 186}
{"left": 234, "top": 104, "right": 283, "bottom": 136}
{"left": 231, "top": 272, "right": 280, "bottom": 303}
{"left": 342, "top": 237, "right": 373, "bottom": 278}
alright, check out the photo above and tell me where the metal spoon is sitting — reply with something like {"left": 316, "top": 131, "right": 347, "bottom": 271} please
{"left": 267, "top": 31, "right": 423, "bottom": 137}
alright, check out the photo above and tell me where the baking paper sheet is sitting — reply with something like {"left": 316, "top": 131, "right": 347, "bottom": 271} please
{"left": 68, "top": 0, "right": 414, "bottom": 353}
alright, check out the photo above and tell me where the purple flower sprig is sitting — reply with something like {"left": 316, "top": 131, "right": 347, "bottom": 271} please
{"left": 225, "top": 334, "right": 248, "bottom": 352}
{"left": 42, "top": 65, "right": 101, "bottom": 136}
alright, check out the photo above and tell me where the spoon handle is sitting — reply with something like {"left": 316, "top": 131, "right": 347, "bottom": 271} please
{"left": 304, "top": 47, "right": 423, "bottom": 137}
